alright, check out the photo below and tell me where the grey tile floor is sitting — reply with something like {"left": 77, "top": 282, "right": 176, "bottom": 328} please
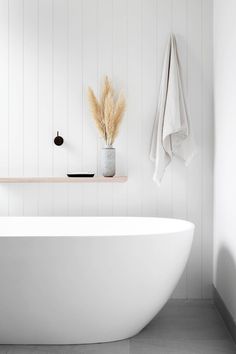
{"left": 0, "top": 301, "right": 235, "bottom": 354}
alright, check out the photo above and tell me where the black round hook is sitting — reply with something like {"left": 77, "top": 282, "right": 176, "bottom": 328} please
{"left": 54, "top": 131, "right": 64, "bottom": 146}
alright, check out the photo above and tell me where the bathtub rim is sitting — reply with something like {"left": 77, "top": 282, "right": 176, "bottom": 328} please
{"left": 0, "top": 216, "right": 195, "bottom": 238}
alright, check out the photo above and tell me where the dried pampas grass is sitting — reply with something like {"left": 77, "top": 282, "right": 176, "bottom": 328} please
{"left": 88, "top": 76, "right": 125, "bottom": 146}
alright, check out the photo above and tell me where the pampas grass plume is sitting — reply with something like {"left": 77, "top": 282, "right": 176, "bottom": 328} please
{"left": 88, "top": 76, "right": 125, "bottom": 146}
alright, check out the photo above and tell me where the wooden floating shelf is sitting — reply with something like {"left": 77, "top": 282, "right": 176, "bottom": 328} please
{"left": 0, "top": 176, "right": 128, "bottom": 184}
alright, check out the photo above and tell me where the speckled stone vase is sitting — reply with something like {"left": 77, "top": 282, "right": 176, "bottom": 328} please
{"left": 101, "top": 146, "right": 116, "bottom": 177}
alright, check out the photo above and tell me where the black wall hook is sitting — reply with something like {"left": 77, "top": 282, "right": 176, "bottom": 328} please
{"left": 54, "top": 131, "right": 64, "bottom": 146}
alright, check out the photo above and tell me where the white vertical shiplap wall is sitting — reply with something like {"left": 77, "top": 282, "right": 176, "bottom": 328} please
{"left": 0, "top": 0, "right": 213, "bottom": 299}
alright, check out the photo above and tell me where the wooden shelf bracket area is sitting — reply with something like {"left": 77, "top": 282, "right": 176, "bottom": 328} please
{"left": 0, "top": 176, "right": 128, "bottom": 184}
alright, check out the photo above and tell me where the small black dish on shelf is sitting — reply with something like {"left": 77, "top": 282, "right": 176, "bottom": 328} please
{"left": 67, "top": 173, "right": 95, "bottom": 178}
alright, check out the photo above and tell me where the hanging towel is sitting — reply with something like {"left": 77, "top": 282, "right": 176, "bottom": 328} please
{"left": 150, "top": 34, "right": 197, "bottom": 185}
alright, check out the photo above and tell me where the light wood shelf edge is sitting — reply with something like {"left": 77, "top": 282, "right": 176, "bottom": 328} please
{"left": 0, "top": 176, "right": 128, "bottom": 184}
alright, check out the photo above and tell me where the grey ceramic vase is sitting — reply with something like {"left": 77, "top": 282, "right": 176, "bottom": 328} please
{"left": 101, "top": 146, "right": 116, "bottom": 177}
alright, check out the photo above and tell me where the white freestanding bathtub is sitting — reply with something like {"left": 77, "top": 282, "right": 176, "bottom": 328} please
{"left": 0, "top": 217, "right": 194, "bottom": 344}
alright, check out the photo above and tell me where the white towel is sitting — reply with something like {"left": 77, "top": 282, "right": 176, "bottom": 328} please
{"left": 150, "top": 34, "right": 197, "bottom": 185}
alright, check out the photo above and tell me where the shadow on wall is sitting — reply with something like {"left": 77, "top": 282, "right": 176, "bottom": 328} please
{"left": 215, "top": 245, "right": 236, "bottom": 319}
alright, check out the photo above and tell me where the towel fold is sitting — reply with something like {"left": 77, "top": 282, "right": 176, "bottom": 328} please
{"left": 150, "top": 34, "right": 197, "bottom": 185}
